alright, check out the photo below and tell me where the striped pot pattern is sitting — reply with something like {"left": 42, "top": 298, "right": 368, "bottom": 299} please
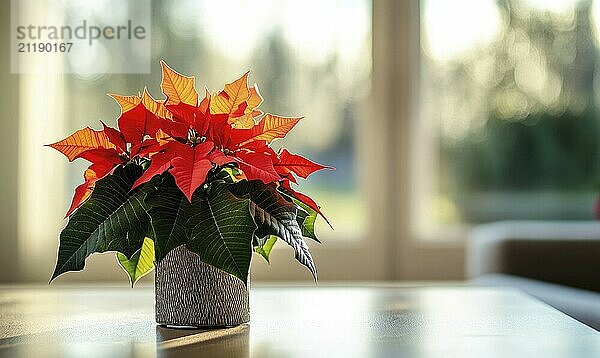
{"left": 155, "top": 245, "right": 250, "bottom": 327}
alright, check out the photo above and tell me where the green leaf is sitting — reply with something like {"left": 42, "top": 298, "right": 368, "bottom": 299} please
{"left": 255, "top": 235, "right": 277, "bottom": 263}
{"left": 145, "top": 175, "right": 191, "bottom": 261}
{"left": 116, "top": 237, "right": 155, "bottom": 287}
{"left": 294, "top": 199, "right": 320, "bottom": 243}
{"left": 51, "top": 164, "right": 153, "bottom": 282}
{"left": 186, "top": 181, "right": 257, "bottom": 285}
{"left": 229, "top": 181, "right": 317, "bottom": 280}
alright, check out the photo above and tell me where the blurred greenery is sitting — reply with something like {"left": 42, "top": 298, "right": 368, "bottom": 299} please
{"left": 447, "top": 109, "right": 600, "bottom": 191}
{"left": 423, "top": 0, "right": 600, "bottom": 222}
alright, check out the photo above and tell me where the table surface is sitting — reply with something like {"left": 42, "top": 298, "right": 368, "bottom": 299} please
{"left": 0, "top": 285, "right": 598, "bottom": 358}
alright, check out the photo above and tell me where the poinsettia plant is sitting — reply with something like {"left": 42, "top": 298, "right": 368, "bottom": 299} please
{"left": 48, "top": 61, "right": 332, "bottom": 286}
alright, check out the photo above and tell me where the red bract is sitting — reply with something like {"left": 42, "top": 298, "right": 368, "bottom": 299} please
{"left": 168, "top": 141, "right": 215, "bottom": 201}
{"left": 48, "top": 61, "right": 333, "bottom": 216}
{"left": 275, "top": 149, "right": 333, "bottom": 179}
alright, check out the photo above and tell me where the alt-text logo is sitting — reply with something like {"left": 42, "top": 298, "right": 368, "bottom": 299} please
{"left": 16, "top": 20, "right": 147, "bottom": 47}
{"left": 11, "top": 0, "right": 151, "bottom": 74}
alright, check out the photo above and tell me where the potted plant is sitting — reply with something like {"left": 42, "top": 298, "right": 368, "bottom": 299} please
{"left": 48, "top": 61, "right": 332, "bottom": 327}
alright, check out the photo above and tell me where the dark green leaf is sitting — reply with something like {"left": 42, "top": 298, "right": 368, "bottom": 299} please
{"left": 145, "top": 175, "right": 191, "bottom": 261}
{"left": 229, "top": 181, "right": 317, "bottom": 280}
{"left": 186, "top": 181, "right": 257, "bottom": 284}
{"left": 51, "top": 164, "right": 153, "bottom": 281}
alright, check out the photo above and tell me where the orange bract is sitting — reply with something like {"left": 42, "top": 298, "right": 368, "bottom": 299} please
{"left": 108, "top": 93, "right": 140, "bottom": 113}
{"left": 109, "top": 89, "right": 172, "bottom": 120}
{"left": 228, "top": 113, "right": 255, "bottom": 129}
{"left": 48, "top": 127, "right": 116, "bottom": 161}
{"left": 210, "top": 72, "right": 264, "bottom": 129}
{"left": 210, "top": 72, "right": 250, "bottom": 116}
{"left": 238, "top": 114, "right": 302, "bottom": 146}
{"left": 141, "top": 87, "right": 172, "bottom": 119}
{"left": 160, "top": 60, "right": 199, "bottom": 106}
{"left": 247, "top": 85, "right": 264, "bottom": 112}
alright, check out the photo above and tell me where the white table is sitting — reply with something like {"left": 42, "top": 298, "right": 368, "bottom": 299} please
{"left": 0, "top": 285, "right": 598, "bottom": 357}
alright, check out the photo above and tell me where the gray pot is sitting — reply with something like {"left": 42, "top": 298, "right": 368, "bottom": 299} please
{"left": 155, "top": 245, "right": 250, "bottom": 327}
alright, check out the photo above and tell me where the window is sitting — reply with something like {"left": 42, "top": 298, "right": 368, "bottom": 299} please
{"left": 418, "top": 0, "right": 600, "bottom": 237}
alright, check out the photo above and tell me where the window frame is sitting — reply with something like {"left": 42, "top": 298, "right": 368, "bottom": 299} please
{"left": 376, "top": 0, "right": 465, "bottom": 280}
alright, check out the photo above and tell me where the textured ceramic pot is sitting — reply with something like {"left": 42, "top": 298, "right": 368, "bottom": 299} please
{"left": 155, "top": 245, "right": 250, "bottom": 327}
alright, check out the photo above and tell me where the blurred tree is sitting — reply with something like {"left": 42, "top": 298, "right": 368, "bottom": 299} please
{"left": 424, "top": 0, "right": 600, "bottom": 220}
